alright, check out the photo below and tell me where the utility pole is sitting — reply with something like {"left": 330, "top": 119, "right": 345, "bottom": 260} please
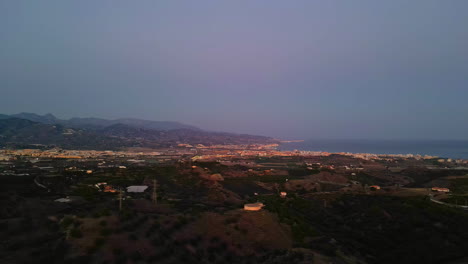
{"left": 152, "top": 179, "right": 158, "bottom": 205}
{"left": 119, "top": 188, "right": 123, "bottom": 211}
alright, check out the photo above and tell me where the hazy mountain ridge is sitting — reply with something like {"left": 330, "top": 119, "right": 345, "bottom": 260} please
{"left": 0, "top": 118, "right": 134, "bottom": 150}
{"left": 101, "top": 123, "right": 277, "bottom": 146}
{"left": 10, "top": 113, "right": 59, "bottom": 124}
{"left": 0, "top": 114, "right": 278, "bottom": 149}
{"left": 7, "top": 112, "right": 199, "bottom": 131}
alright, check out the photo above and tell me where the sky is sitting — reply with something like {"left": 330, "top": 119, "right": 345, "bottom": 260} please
{"left": 1, "top": 1, "right": 467, "bottom": 140}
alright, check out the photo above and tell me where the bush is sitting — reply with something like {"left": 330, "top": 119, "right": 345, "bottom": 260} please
{"left": 113, "top": 247, "right": 123, "bottom": 256}
{"left": 128, "top": 233, "right": 138, "bottom": 241}
{"left": 115, "top": 255, "right": 128, "bottom": 264}
{"left": 86, "top": 246, "right": 98, "bottom": 254}
{"left": 100, "top": 228, "right": 112, "bottom": 236}
{"left": 73, "top": 185, "right": 99, "bottom": 201}
{"left": 94, "top": 237, "right": 106, "bottom": 248}
{"left": 20, "top": 217, "right": 33, "bottom": 231}
{"left": 0, "top": 221, "right": 8, "bottom": 231}
{"left": 151, "top": 237, "right": 162, "bottom": 246}
{"left": 70, "top": 228, "right": 82, "bottom": 238}
{"left": 99, "top": 208, "right": 111, "bottom": 216}
{"left": 60, "top": 216, "right": 74, "bottom": 228}
{"left": 130, "top": 251, "right": 142, "bottom": 261}
{"left": 210, "top": 236, "right": 220, "bottom": 244}
{"left": 7, "top": 241, "right": 24, "bottom": 251}
{"left": 223, "top": 217, "right": 238, "bottom": 225}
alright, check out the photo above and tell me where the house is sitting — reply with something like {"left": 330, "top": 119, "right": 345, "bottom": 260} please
{"left": 103, "top": 186, "right": 117, "bottom": 193}
{"left": 244, "top": 202, "right": 264, "bottom": 211}
{"left": 94, "top": 182, "right": 106, "bottom": 188}
{"left": 127, "top": 185, "right": 148, "bottom": 193}
{"left": 432, "top": 187, "right": 450, "bottom": 193}
{"left": 55, "top": 198, "right": 72, "bottom": 203}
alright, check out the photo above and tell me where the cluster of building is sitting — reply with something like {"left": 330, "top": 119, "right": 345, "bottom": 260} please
{"left": 1, "top": 143, "right": 467, "bottom": 169}
{"left": 431, "top": 187, "right": 450, "bottom": 193}
{"left": 178, "top": 143, "right": 279, "bottom": 150}
{"left": 0, "top": 149, "right": 163, "bottom": 159}
{"left": 437, "top": 158, "right": 468, "bottom": 164}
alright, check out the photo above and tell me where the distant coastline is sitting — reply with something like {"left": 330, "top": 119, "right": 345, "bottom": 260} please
{"left": 278, "top": 139, "right": 468, "bottom": 159}
{"left": 278, "top": 139, "right": 304, "bottom": 143}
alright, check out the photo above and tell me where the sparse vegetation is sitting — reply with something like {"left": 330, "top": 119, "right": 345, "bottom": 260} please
{"left": 451, "top": 178, "right": 468, "bottom": 194}
{"left": 70, "top": 228, "right": 83, "bottom": 238}
{"left": 2, "top": 146, "right": 467, "bottom": 264}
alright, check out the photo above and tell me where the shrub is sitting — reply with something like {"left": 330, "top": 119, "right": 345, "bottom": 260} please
{"left": 210, "top": 236, "right": 220, "bottom": 244}
{"left": 60, "top": 216, "right": 74, "bottom": 228}
{"left": 224, "top": 217, "right": 238, "bottom": 225}
{"left": 0, "top": 221, "right": 9, "bottom": 231}
{"left": 115, "top": 255, "right": 128, "bottom": 264}
{"left": 20, "top": 217, "right": 33, "bottom": 231}
{"left": 70, "top": 228, "right": 82, "bottom": 238}
{"left": 7, "top": 241, "right": 24, "bottom": 251}
{"left": 151, "top": 237, "right": 162, "bottom": 246}
{"left": 73, "top": 185, "right": 99, "bottom": 201}
{"left": 100, "top": 208, "right": 111, "bottom": 216}
{"left": 86, "top": 246, "right": 97, "bottom": 254}
{"left": 128, "top": 233, "right": 138, "bottom": 241}
{"left": 112, "top": 247, "right": 123, "bottom": 256}
{"left": 94, "top": 237, "right": 106, "bottom": 248}
{"left": 73, "top": 220, "right": 82, "bottom": 227}
{"left": 100, "top": 228, "right": 112, "bottom": 236}
{"left": 130, "top": 251, "right": 142, "bottom": 261}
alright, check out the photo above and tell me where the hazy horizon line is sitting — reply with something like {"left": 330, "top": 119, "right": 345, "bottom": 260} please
{"left": 3, "top": 111, "right": 468, "bottom": 141}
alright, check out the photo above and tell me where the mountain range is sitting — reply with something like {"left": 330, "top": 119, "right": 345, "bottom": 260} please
{"left": 0, "top": 113, "right": 277, "bottom": 149}
{"left": 6, "top": 112, "right": 200, "bottom": 131}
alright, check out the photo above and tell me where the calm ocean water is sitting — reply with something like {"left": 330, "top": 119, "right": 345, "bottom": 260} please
{"left": 278, "top": 139, "right": 468, "bottom": 159}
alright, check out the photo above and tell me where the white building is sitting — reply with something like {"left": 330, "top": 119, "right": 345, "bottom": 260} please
{"left": 244, "top": 202, "right": 264, "bottom": 211}
{"left": 127, "top": 186, "right": 148, "bottom": 193}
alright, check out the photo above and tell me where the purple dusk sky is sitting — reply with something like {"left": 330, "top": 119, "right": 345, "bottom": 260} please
{"left": 1, "top": 1, "right": 467, "bottom": 139}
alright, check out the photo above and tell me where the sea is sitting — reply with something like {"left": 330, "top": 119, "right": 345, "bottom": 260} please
{"left": 278, "top": 139, "right": 468, "bottom": 159}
